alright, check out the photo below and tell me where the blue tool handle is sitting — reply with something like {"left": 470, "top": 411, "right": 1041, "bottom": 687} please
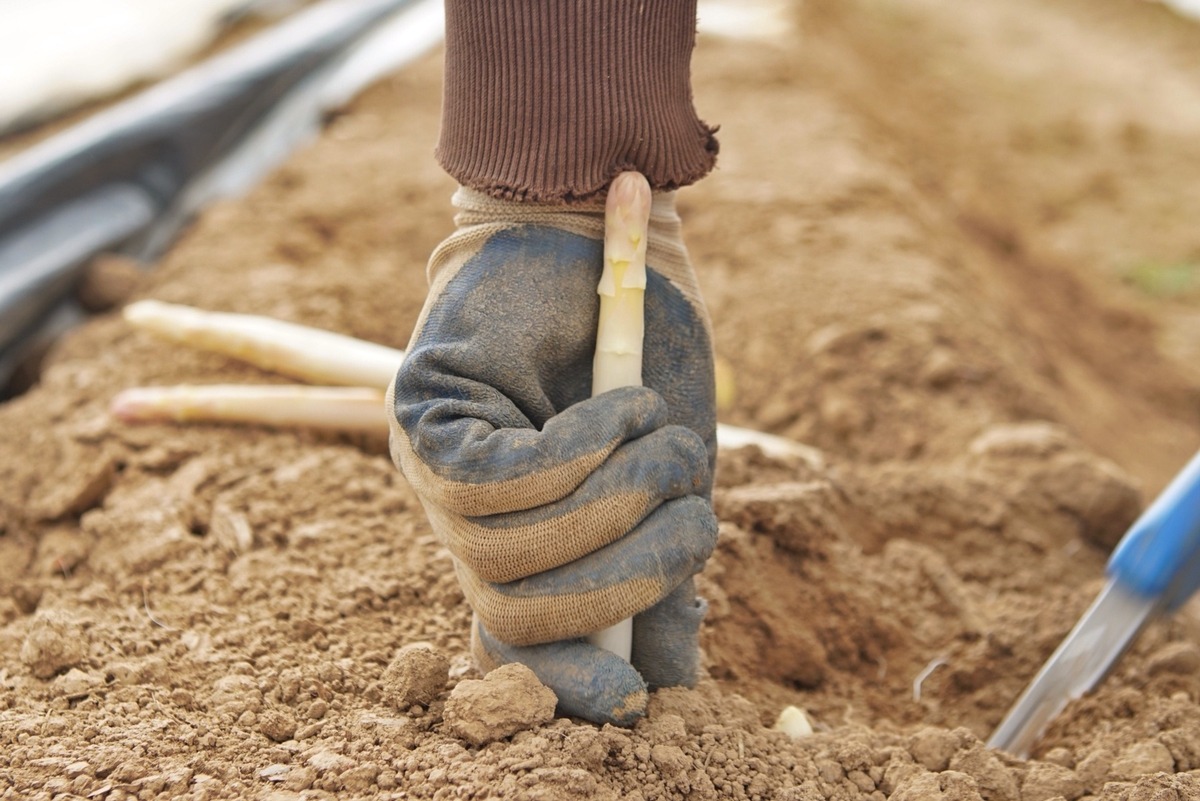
{"left": 1108, "top": 450, "right": 1200, "bottom": 610}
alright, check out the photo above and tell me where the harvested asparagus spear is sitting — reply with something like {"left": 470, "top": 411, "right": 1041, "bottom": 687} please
{"left": 117, "top": 297, "right": 825, "bottom": 465}
{"left": 591, "top": 172, "right": 651, "bottom": 396}
{"left": 117, "top": 304, "right": 825, "bottom": 469}
{"left": 111, "top": 384, "right": 387, "bottom": 431}
{"left": 125, "top": 299, "right": 404, "bottom": 388}
{"left": 586, "top": 171, "right": 652, "bottom": 661}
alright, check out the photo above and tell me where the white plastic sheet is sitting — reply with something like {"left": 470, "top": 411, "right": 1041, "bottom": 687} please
{"left": 0, "top": 0, "right": 270, "bottom": 133}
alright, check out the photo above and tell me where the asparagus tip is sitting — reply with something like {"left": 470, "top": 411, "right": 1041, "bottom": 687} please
{"left": 123, "top": 298, "right": 171, "bottom": 323}
{"left": 607, "top": 172, "right": 651, "bottom": 220}
{"left": 110, "top": 387, "right": 166, "bottom": 422}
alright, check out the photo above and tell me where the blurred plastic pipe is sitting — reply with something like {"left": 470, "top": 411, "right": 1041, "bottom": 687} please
{"left": 0, "top": 0, "right": 442, "bottom": 391}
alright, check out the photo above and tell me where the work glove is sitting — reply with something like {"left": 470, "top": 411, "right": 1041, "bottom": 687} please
{"left": 387, "top": 187, "right": 718, "bottom": 725}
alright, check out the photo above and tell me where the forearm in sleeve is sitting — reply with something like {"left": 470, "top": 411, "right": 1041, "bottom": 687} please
{"left": 437, "top": 0, "right": 719, "bottom": 202}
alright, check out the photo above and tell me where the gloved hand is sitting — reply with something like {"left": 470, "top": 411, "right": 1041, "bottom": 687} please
{"left": 387, "top": 187, "right": 718, "bottom": 725}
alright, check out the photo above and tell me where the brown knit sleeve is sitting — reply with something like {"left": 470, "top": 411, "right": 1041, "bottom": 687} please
{"left": 436, "top": 0, "right": 718, "bottom": 203}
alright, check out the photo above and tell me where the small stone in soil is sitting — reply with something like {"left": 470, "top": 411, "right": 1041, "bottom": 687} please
{"left": 20, "top": 609, "right": 87, "bottom": 679}
{"left": 258, "top": 709, "right": 298, "bottom": 743}
{"left": 1146, "top": 641, "right": 1200, "bottom": 676}
{"left": 1109, "top": 741, "right": 1175, "bottom": 781}
{"left": 380, "top": 642, "right": 450, "bottom": 708}
{"left": 909, "top": 727, "right": 963, "bottom": 772}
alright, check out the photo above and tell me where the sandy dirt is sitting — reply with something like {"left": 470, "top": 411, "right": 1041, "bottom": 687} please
{"left": 4, "top": 0, "right": 1200, "bottom": 799}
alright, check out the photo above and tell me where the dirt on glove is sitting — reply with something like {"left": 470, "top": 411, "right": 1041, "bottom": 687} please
{"left": 4, "top": 0, "right": 1200, "bottom": 799}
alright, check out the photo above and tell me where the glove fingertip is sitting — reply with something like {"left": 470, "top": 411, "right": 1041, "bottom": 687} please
{"left": 473, "top": 619, "right": 650, "bottom": 727}
{"left": 632, "top": 579, "right": 708, "bottom": 691}
{"left": 552, "top": 671, "right": 648, "bottom": 727}
{"left": 597, "top": 687, "right": 649, "bottom": 728}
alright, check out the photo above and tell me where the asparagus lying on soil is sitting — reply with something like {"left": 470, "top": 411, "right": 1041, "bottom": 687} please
{"left": 125, "top": 299, "right": 402, "bottom": 388}
{"left": 118, "top": 302, "right": 823, "bottom": 466}
{"left": 111, "top": 384, "right": 387, "bottom": 431}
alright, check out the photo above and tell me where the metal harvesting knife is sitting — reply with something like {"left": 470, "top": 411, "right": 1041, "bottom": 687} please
{"left": 988, "top": 449, "right": 1200, "bottom": 757}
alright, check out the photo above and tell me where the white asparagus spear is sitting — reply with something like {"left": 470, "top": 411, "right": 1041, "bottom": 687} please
{"left": 716, "top": 424, "right": 825, "bottom": 468}
{"left": 111, "top": 384, "right": 388, "bottom": 431}
{"left": 586, "top": 172, "right": 652, "bottom": 661}
{"left": 118, "top": 301, "right": 823, "bottom": 466}
{"left": 591, "top": 173, "right": 650, "bottom": 396}
{"left": 124, "top": 299, "right": 405, "bottom": 388}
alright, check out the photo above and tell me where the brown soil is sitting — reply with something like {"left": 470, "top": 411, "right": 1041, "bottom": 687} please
{"left": 4, "top": 1, "right": 1200, "bottom": 799}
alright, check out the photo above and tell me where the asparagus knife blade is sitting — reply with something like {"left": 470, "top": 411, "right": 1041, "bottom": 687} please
{"left": 989, "top": 450, "right": 1200, "bottom": 757}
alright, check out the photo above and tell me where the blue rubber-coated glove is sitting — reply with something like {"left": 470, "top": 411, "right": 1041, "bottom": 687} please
{"left": 387, "top": 188, "right": 718, "bottom": 726}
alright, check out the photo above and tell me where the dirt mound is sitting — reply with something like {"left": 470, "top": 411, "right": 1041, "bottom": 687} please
{"left": 3, "top": 1, "right": 1200, "bottom": 799}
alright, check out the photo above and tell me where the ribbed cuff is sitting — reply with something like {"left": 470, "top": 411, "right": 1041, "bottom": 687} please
{"left": 437, "top": 0, "right": 719, "bottom": 203}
